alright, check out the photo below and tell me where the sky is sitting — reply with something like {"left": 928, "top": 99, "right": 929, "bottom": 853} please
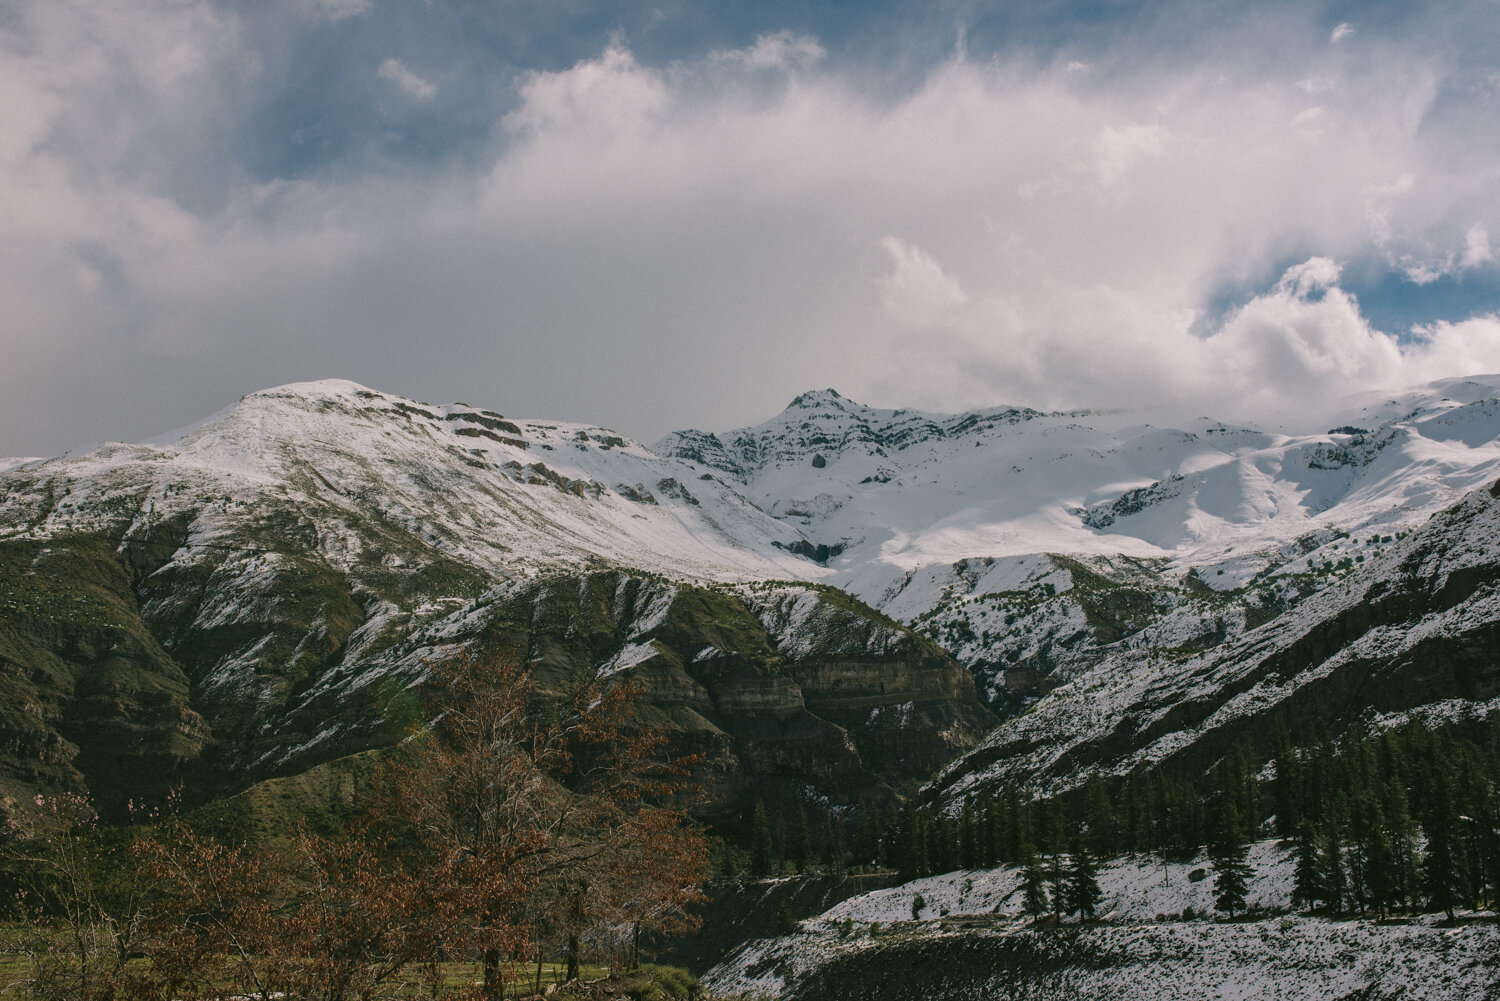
{"left": 3, "top": 0, "right": 1500, "bottom": 457}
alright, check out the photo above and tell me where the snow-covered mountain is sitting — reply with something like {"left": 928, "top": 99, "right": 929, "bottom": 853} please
{"left": 657, "top": 376, "right": 1500, "bottom": 706}
{"left": 658, "top": 376, "right": 1500, "bottom": 588}
{"left": 1, "top": 379, "right": 813, "bottom": 583}
{"left": 0, "top": 380, "right": 991, "bottom": 817}
{"left": 4, "top": 374, "right": 1500, "bottom": 821}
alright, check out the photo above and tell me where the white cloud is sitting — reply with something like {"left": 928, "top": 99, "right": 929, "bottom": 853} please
{"left": 1094, "top": 123, "right": 1167, "bottom": 187}
{"left": 3, "top": 13, "right": 1500, "bottom": 453}
{"left": 378, "top": 58, "right": 437, "bottom": 100}
{"left": 1331, "top": 23, "right": 1355, "bottom": 43}
{"left": 712, "top": 31, "right": 824, "bottom": 70}
{"left": 313, "top": 0, "right": 370, "bottom": 21}
{"left": 1462, "top": 225, "right": 1494, "bottom": 268}
{"left": 878, "top": 237, "right": 969, "bottom": 325}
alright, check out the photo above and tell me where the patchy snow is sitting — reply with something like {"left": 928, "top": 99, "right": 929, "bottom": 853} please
{"left": 928, "top": 480, "right": 1500, "bottom": 802}
{"left": 821, "top": 841, "right": 1294, "bottom": 927}
{"left": 705, "top": 844, "right": 1499, "bottom": 1001}
{"left": 597, "top": 640, "right": 664, "bottom": 678}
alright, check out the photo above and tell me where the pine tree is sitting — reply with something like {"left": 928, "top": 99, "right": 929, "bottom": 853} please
{"left": 749, "top": 800, "right": 774, "bottom": 879}
{"left": 1206, "top": 760, "right": 1242, "bottom": 859}
{"left": 853, "top": 803, "right": 876, "bottom": 871}
{"left": 1457, "top": 750, "right": 1496, "bottom": 911}
{"left": 1084, "top": 772, "right": 1116, "bottom": 858}
{"left": 898, "top": 807, "right": 924, "bottom": 881}
{"left": 1121, "top": 775, "right": 1146, "bottom": 856}
{"left": 980, "top": 796, "right": 999, "bottom": 867}
{"left": 1272, "top": 720, "right": 1302, "bottom": 838}
{"left": 1379, "top": 735, "right": 1421, "bottom": 910}
{"left": 1349, "top": 790, "right": 1394, "bottom": 916}
{"left": 1003, "top": 788, "right": 1026, "bottom": 864}
{"left": 793, "top": 806, "right": 812, "bottom": 874}
{"left": 1422, "top": 754, "right": 1464, "bottom": 920}
{"left": 1319, "top": 814, "right": 1348, "bottom": 915}
{"left": 1046, "top": 847, "right": 1068, "bottom": 920}
{"left": 958, "top": 800, "right": 977, "bottom": 870}
{"left": 1065, "top": 837, "right": 1102, "bottom": 921}
{"left": 936, "top": 813, "right": 958, "bottom": 874}
{"left": 773, "top": 897, "right": 796, "bottom": 936}
{"left": 820, "top": 812, "right": 837, "bottom": 871}
{"left": 1210, "top": 842, "right": 1253, "bottom": 919}
{"left": 1291, "top": 820, "right": 1323, "bottom": 912}
{"left": 1039, "top": 799, "right": 1066, "bottom": 857}
{"left": 1019, "top": 843, "right": 1049, "bottom": 922}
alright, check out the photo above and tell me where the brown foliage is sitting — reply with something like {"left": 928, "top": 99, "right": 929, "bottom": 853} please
{"left": 2, "top": 652, "right": 709, "bottom": 1000}
{"left": 379, "top": 653, "right": 709, "bottom": 989}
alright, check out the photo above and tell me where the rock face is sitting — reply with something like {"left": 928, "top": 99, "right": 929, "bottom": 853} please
{"left": 381, "top": 572, "right": 997, "bottom": 818}
{"left": 0, "top": 536, "right": 210, "bottom": 817}
{"left": 0, "top": 544, "right": 992, "bottom": 817}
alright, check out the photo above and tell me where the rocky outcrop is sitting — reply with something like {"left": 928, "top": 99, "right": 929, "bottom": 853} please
{"left": 0, "top": 536, "right": 210, "bottom": 818}
{"left": 460, "top": 573, "right": 996, "bottom": 818}
{"left": 0, "top": 519, "right": 995, "bottom": 821}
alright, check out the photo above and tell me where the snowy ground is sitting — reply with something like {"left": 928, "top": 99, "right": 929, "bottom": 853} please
{"left": 704, "top": 845, "right": 1500, "bottom": 1001}
{"left": 820, "top": 841, "right": 1294, "bottom": 926}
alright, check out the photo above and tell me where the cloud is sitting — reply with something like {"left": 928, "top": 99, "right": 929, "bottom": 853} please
{"left": 876, "top": 247, "right": 1500, "bottom": 424}
{"left": 2, "top": 10, "right": 1500, "bottom": 454}
{"left": 711, "top": 31, "right": 824, "bottom": 70}
{"left": 312, "top": 0, "right": 370, "bottom": 22}
{"left": 878, "top": 237, "right": 969, "bottom": 324}
{"left": 378, "top": 58, "right": 437, "bottom": 100}
{"left": 1463, "top": 225, "right": 1494, "bottom": 269}
{"left": 1331, "top": 22, "right": 1355, "bottom": 43}
{"left": 1094, "top": 123, "right": 1167, "bottom": 188}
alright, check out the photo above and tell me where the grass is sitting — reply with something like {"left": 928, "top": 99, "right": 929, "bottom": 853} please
{"left": 0, "top": 934, "right": 694, "bottom": 1000}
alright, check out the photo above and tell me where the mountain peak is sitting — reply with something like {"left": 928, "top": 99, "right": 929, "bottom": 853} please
{"left": 787, "top": 388, "right": 850, "bottom": 410}
{"left": 244, "top": 378, "right": 385, "bottom": 403}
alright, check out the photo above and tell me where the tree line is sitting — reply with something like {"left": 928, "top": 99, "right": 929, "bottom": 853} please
{"left": 0, "top": 656, "right": 709, "bottom": 1001}
{"left": 723, "top": 718, "right": 1500, "bottom": 922}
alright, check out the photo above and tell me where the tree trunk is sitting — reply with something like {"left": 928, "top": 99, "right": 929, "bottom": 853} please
{"left": 483, "top": 947, "right": 504, "bottom": 1001}
{"left": 566, "top": 933, "right": 580, "bottom": 982}
{"left": 632, "top": 922, "right": 641, "bottom": 971}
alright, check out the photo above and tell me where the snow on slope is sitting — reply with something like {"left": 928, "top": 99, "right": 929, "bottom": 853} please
{"left": 819, "top": 840, "right": 1295, "bottom": 926}
{"left": 655, "top": 376, "right": 1500, "bottom": 613}
{"left": 705, "top": 845, "right": 1500, "bottom": 1001}
{"left": 927, "top": 480, "right": 1500, "bottom": 803}
{"left": 0, "top": 380, "right": 821, "bottom": 584}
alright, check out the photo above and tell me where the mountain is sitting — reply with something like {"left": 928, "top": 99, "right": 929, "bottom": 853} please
{"left": 4, "top": 375, "right": 1500, "bottom": 824}
{"left": 928, "top": 478, "right": 1500, "bottom": 806}
{"left": 657, "top": 377, "right": 1500, "bottom": 710}
{"left": 0, "top": 381, "right": 991, "bottom": 820}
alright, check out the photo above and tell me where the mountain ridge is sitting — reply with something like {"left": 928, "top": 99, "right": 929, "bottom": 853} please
{"left": 4, "top": 374, "right": 1500, "bottom": 827}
